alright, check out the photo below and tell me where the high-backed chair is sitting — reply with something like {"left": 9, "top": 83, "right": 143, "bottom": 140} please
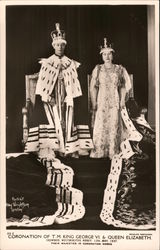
{"left": 22, "top": 73, "right": 39, "bottom": 145}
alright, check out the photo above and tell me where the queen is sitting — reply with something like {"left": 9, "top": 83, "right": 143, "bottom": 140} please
{"left": 90, "top": 38, "right": 131, "bottom": 159}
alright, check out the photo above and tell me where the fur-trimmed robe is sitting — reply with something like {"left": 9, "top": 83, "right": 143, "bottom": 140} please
{"left": 25, "top": 54, "right": 93, "bottom": 158}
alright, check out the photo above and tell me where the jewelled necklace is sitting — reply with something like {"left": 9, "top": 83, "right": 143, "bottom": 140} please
{"left": 104, "top": 63, "right": 114, "bottom": 71}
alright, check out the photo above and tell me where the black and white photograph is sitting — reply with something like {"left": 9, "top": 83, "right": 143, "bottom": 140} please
{"left": 0, "top": 1, "right": 159, "bottom": 249}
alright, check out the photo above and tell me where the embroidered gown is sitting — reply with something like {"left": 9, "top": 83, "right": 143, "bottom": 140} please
{"left": 90, "top": 64, "right": 131, "bottom": 159}
{"left": 89, "top": 64, "right": 156, "bottom": 229}
{"left": 25, "top": 54, "right": 93, "bottom": 158}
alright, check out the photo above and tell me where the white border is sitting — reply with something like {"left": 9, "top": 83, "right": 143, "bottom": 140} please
{"left": 0, "top": 1, "right": 159, "bottom": 250}
{"left": 0, "top": 0, "right": 159, "bottom": 5}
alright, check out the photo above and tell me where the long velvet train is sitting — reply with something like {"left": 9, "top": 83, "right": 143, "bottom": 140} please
{"left": 6, "top": 153, "right": 85, "bottom": 227}
{"left": 100, "top": 107, "right": 156, "bottom": 229}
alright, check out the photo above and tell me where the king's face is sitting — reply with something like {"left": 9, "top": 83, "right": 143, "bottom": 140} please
{"left": 53, "top": 42, "right": 66, "bottom": 57}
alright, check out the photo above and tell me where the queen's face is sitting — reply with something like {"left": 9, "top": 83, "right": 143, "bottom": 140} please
{"left": 102, "top": 51, "right": 113, "bottom": 63}
{"left": 53, "top": 42, "right": 66, "bottom": 57}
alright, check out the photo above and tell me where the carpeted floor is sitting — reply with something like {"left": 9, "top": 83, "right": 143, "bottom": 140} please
{"left": 6, "top": 154, "right": 155, "bottom": 230}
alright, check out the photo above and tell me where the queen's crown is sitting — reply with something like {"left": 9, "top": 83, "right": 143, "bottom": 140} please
{"left": 100, "top": 38, "right": 114, "bottom": 54}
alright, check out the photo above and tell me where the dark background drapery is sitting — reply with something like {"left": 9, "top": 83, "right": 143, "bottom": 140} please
{"left": 6, "top": 5, "right": 148, "bottom": 153}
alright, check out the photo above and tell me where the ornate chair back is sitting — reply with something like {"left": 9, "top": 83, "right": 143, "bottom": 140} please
{"left": 22, "top": 73, "right": 39, "bottom": 144}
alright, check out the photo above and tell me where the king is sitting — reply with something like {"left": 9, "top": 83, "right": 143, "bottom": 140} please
{"left": 25, "top": 23, "right": 93, "bottom": 159}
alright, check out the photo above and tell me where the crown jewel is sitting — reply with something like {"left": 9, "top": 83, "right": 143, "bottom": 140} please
{"left": 100, "top": 38, "right": 114, "bottom": 54}
{"left": 51, "top": 23, "right": 66, "bottom": 44}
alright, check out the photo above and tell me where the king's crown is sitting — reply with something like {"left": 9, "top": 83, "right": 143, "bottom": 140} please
{"left": 51, "top": 23, "right": 66, "bottom": 43}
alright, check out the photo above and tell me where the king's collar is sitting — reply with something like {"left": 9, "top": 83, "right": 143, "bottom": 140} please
{"left": 39, "top": 54, "right": 73, "bottom": 70}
